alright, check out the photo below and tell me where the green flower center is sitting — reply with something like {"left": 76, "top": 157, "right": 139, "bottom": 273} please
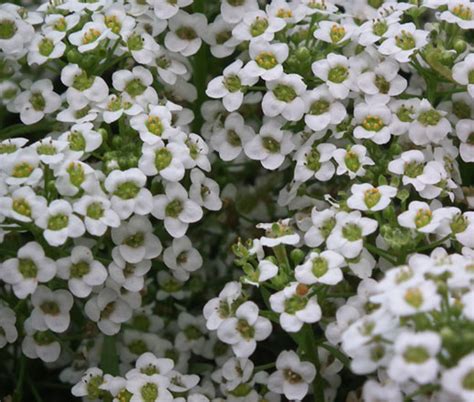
{"left": 155, "top": 148, "right": 172, "bottom": 170}
{"left": 403, "top": 346, "right": 430, "bottom": 364}
{"left": 116, "top": 389, "right": 132, "bottom": 402}
{"left": 184, "top": 325, "right": 202, "bottom": 340}
{"left": 344, "top": 151, "right": 360, "bottom": 172}
{"left": 216, "top": 30, "right": 231, "bottom": 44}
{"left": 146, "top": 115, "right": 164, "bottom": 136}
{"left": 114, "top": 181, "right": 140, "bottom": 200}
{"left": 53, "top": 17, "right": 67, "bottom": 32}
{"left": 284, "top": 369, "right": 303, "bottom": 384}
{"left": 262, "top": 136, "right": 280, "bottom": 153}
{"left": 226, "top": 129, "right": 241, "bottom": 147}
{"left": 452, "top": 4, "right": 473, "bottom": 20}
{"left": 0, "top": 19, "right": 16, "bottom": 40}
{"left": 396, "top": 105, "right": 414, "bottom": 122}
{"left": 395, "top": 30, "right": 416, "bottom": 50}
{"left": 67, "top": 162, "right": 85, "bottom": 188}
{"left": 223, "top": 74, "right": 242, "bottom": 93}
{"left": 176, "top": 26, "right": 197, "bottom": 40}
{"left": 462, "top": 370, "right": 474, "bottom": 390}
{"left": 70, "top": 261, "right": 90, "bottom": 278}
{"left": 129, "top": 339, "right": 148, "bottom": 355}
{"left": 467, "top": 132, "right": 474, "bottom": 145}
{"left": 33, "top": 331, "right": 55, "bottom": 346}
{"left": 38, "top": 38, "right": 54, "bottom": 56}
{"left": 404, "top": 287, "right": 424, "bottom": 308}
{"left": 141, "top": 364, "right": 158, "bottom": 376}
{"left": 330, "top": 24, "right": 346, "bottom": 43}
{"left": 165, "top": 199, "right": 183, "bottom": 218}
{"left": 284, "top": 295, "right": 308, "bottom": 314}
{"left": 364, "top": 188, "right": 382, "bottom": 208}
{"left": 370, "top": 344, "right": 386, "bottom": 361}
{"left": 372, "top": 20, "right": 388, "bottom": 37}
{"left": 86, "top": 202, "right": 104, "bottom": 219}
{"left": 227, "top": 0, "right": 245, "bottom": 5}
{"left": 82, "top": 28, "right": 101, "bottom": 45}
{"left": 310, "top": 99, "right": 330, "bottom": 115}
{"left": 0, "top": 143, "right": 17, "bottom": 154}
{"left": 320, "top": 217, "right": 336, "bottom": 238}
{"left": 48, "top": 214, "right": 69, "bottom": 231}
{"left": 328, "top": 65, "right": 348, "bottom": 83}
{"left": 104, "top": 15, "right": 122, "bottom": 34}
{"left": 125, "top": 78, "right": 146, "bottom": 97}
{"left": 127, "top": 33, "right": 144, "bottom": 51}
{"left": 255, "top": 51, "right": 277, "bottom": 70}
{"left": 12, "top": 162, "right": 33, "bottom": 178}
{"left": 132, "top": 314, "right": 150, "bottom": 332}
{"left": 312, "top": 257, "right": 328, "bottom": 277}
{"left": 450, "top": 213, "right": 468, "bottom": 234}
{"left": 418, "top": 109, "right": 442, "bottom": 126}
{"left": 362, "top": 115, "right": 384, "bottom": 131}
{"left": 40, "top": 301, "right": 60, "bottom": 315}
{"left": 141, "top": 383, "right": 158, "bottom": 402}
{"left": 468, "top": 70, "right": 474, "bottom": 85}
{"left": 415, "top": 208, "right": 432, "bottom": 228}
{"left": 342, "top": 223, "right": 362, "bottom": 241}
{"left": 163, "top": 277, "right": 183, "bottom": 293}
{"left": 156, "top": 55, "right": 171, "bottom": 69}
{"left": 236, "top": 319, "right": 255, "bottom": 340}
{"left": 68, "top": 131, "right": 86, "bottom": 152}
{"left": 250, "top": 17, "right": 269, "bottom": 37}
{"left": 375, "top": 75, "right": 390, "bottom": 94}
{"left": 125, "top": 232, "right": 145, "bottom": 248}
{"left": 101, "top": 301, "right": 116, "bottom": 319}
{"left": 368, "top": 0, "right": 384, "bottom": 8}
{"left": 37, "top": 144, "right": 57, "bottom": 155}
{"left": 30, "top": 93, "right": 46, "bottom": 111}
{"left": 305, "top": 146, "right": 321, "bottom": 171}
{"left": 453, "top": 101, "right": 471, "bottom": 119}
{"left": 72, "top": 71, "right": 94, "bottom": 91}
{"left": 13, "top": 198, "right": 31, "bottom": 217}
{"left": 229, "top": 383, "right": 253, "bottom": 397}
{"left": 86, "top": 376, "right": 104, "bottom": 400}
{"left": 19, "top": 259, "right": 38, "bottom": 278}
{"left": 75, "top": 105, "right": 91, "bottom": 119}
{"left": 404, "top": 161, "right": 424, "bottom": 178}
{"left": 273, "top": 84, "right": 297, "bottom": 102}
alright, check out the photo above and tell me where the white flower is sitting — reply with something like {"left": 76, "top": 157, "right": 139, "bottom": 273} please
{"left": 0, "top": 186, "right": 46, "bottom": 223}
{"left": 105, "top": 168, "right": 153, "bottom": 220}
{"left": 442, "top": 353, "right": 474, "bottom": 402}
{"left": 257, "top": 219, "right": 300, "bottom": 247}
{"left": 303, "top": 86, "right": 347, "bottom": 131}
{"left": 314, "top": 21, "right": 355, "bottom": 45}
{"left": 262, "top": 73, "right": 306, "bottom": 121}
{"left": 294, "top": 139, "right": 336, "bottom": 182}
{"left": 68, "top": 21, "right": 109, "bottom": 53}
{"left": 243, "top": 39, "right": 289, "bottom": 81}
{"left": 1, "top": 242, "right": 56, "bottom": 299}
{"left": 55, "top": 160, "right": 99, "bottom": 197}
{"left": 357, "top": 17, "right": 400, "bottom": 47}
{"left": 130, "top": 105, "right": 177, "bottom": 144}
{"left": 221, "top": 0, "right": 259, "bottom": 24}
{"left": 139, "top": 140, "right": 187, "bottom": 182}
{"left": 304, "top": 208, "right": 337, "bottom": 247}
{"left": 312, "top": 53, "right": 357, "bottom": 99}
{"left": 109, "top": 247, "right": 151, "bottom": 292}
{"left": 268, "top": 350, "right": 316, "bottom": 401}
{"left": 58, "top": 122, "right": 103, "bottom": 156}
{"left": 73, "top": 194, "right": 121, "bottom": 236}
{"left": 388, "top": 331, "right": 441, "bottom": 384}
{"left": 22, "top": 318, "right": 60, "bottom": 363}
{"left": 93, "top": 3, "right": 136, "bottom": 40}
{"left": 57, "top": 246, "right": 107, "bottom": 298}
{"left": 0, "top": 8, "right": 34, "bottom": 55}
{"left": 1, "top": 148, "right": 42, "bottom": 187}
{"left": 0, "top": 306, "right": 18, "bottom": 348}
{"left": 357, "top": 59, "right": 407, "bottom": 96}
{"left": 409, "top": 99, "right": 451, "bottom": 145}
{"left": 28, "top": 31, "right": 65, "bottom": 65}
{"left": 295, "top": 250, "right": 345, "bottom": 285}
{"left": 13, "top": 79, "right": 61, "bottom": 125}
{"left": 112, "top": 66, "right": 158, "bottom": 106}
{"left": 98, "top": 93, "right": 142, "bottom": 123}
{"left": 353, "top": 95, "right": 393, "bottom": 144}
{"left": 203, "top": 281, "right": 243, "bottom": 331}
{"left": 327, "top": 211, "right": 378, "bottom": 259}
{"left": 163, "top": 236, "right": 203, "bottom": 281}
{"left": 206, "top": 60, "right": 259, "bottom": 112}
{"left": 152, "top": 0, "right": 193, "bottom": 19}
{"left": 111, "top": 215, "right": 162, "bottom": 264}
{"left": 378, "top": 23, "right": 429, "bottom": 63}
{"left": 85, "top": 288, "right": 133, "bottom": 335}
{"left": 127, "top": 373, "right": 173, "bottom": 402}
{"left": 189, "top": 169, "right": 222, "bottom": 211}
{"left": 397, "top": 201, "right": 449, "bottom": 233}
{"left": 270, "top": 282, "right": 322, "bottom": 332}
{"left": 347, "top": 183, "right": 397, "bottom": 211}
{"left": 71, "top": 368, "right": 105, "bottom": 399}
{"left": 244, "top": 259, "right": 279, "bottom": 286}
{"left": 233, "top": 10, "right": 285, "bottom": 42}
{"left": 35, "top": 199, "right": 85, "bottom": 246}
{"left": 204, "top": 15, "right": 241, "bottom": 58}
{"left": 387, "top": 281, "right": 441, "bottom": 316}
{"left": 439, "top": 0, "right": 474, "bottom": 29}
{"left": 217, "top": 301, "right": 272, "bottom": 358}
{"left": 175, "top": 312, "right": 207, "bottom": 354}
{"left": 33, "top": 138, "right": 67, "bottom": 166}
{"left": 165, "top": 11, "right": 207, "bottom": 56}
{"left": 333, "top": 145, "right": 374, "bottom": 179}
{"left": 30, "top": 286, "right": 73, "bottom": 333}
{"left": 244, "top": 119, "right": 294, "bottom": 170}
{"left": 325, "top": 305, "right": 361, "bottom": 345}
{"left": 456, "top": 119, "right": 474, "bottom": 162}
{"left": 362, "top": 380, "right": 402, "bottom": 402}
{"left": 153, "top": 48, "right": 188, "bottom": 85}
{"left": 152, "top": 182, "right": 203, "bottom": 238}
{"left": 452, "top": 53, "right": 474, "bottom": 98}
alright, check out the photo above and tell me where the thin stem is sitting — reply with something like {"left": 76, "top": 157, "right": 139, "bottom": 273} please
{"left": 301, "top": 324, "right": 325, "bottom": 402}
{"left": 364, "top": 243, "right": 398, "bottom": 265}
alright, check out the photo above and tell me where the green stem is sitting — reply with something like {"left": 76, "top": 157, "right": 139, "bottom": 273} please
{"left": 364, "top": 243, "right": 398, "bottom": 265}
{"left": 301, "top": 324, "right": 325, "bottom": 402}
{"left": 319, "top": 343, "right": 351, "bottom": 368}
{"left": 0, "top": 120, "right": 54, "bottom": 140}
{"left": 254, "top": 362, "right": 276, "bottom": 372}
{"left": 13, "top": 354, "right": 26, "bottom": 402}
{"left": 416, "top": 235, "right": 451, "bottom": 252}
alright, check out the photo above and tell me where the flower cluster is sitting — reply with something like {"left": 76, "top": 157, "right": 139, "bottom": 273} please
{"left": 0, "top": 0, "right": 473, "bottom": 401}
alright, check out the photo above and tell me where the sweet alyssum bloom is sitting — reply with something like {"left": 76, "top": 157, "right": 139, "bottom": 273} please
{"left": 312, "top": 53, "right": 357, "bottom": 99}
{"left": 28, "top": 31, "right": 66, "bottom": 65}
{"left": 314, "top": 20, "right": 355, "bottom": 45}
{"left": 233, "top": 10, "right": 285, "bottom": 42}
{"left": 73, "top": 194, "right": 121, "bottom": 236}
{"left": 0, "top": 306, "right": 17, "bottom": 348}
{"left": 130, "top": 105, "right": 177, "bottom": 144}
{"left": 378, "top": 23, "right": 429, "bottom": 63}
{"left": 442, "top": 352, "right": 474, "bottom": 401}
{"left": 333, "top": 145, "right": 374, "bottom": 179}
{"left": 59, "top": 122, "right": 103, "bottom": 157}
{"left": 220, "top": 0, "right": 259, "bottom": 24}
{"left": 1, "top": 242, "right": 56, "bottom": 299}
{"left": 203, "top": 281, "right": 243, "bottom": 331}
{"left": 68, "top": 21, "right": 109, "bottom": 53}
{"left": 243, "top": 39, "right": 289, "bottom": 81}
{"left": 397, "top": 201, "right": 450, "bottom": 233}
{"left": 189, "top": 168, "right": 222, "bottom": 211}
{"left": 353, "top": 95, "right": 393, "bottom": 144}
{"left": 165, "top": 11, "right": 207, "bottom": 57}
{"left": 294, "top": 140, "right": 336, "bottom": 182}
{"left": 295, "top": 250, "right": 345, "bottom": 285}
{"left": 347, "top": 183, "right": 397, "bottom": 212}
{"left": 138, "top": 140, "right": 187, "bottom": 181}
{"left": 439, "top": 0, "right": 474, "bottom": 30}
{"left": 456, "top": 119, "right": 474, "bottom": 162}
{"left": 108, "top": 247, "right": 151, "bottom": 292}
{"left": 163, "top": 236, "right": 203, "bottom": 281}
{"left": 0, "top": 186, "right": 46, "bottom": 223}
{"left": 409, "top": 99, "right": 451, "bottom": 145}
{"left": 268, "top": 350, "right": 316, "bottom": 401}
{"left": 112, "top": 66, "right": 157, "bottom": 106}
{"left": 304, "top": 208, "right": 337, "bottom": 247}
{"left": 270, "top": 282, "right": 322, "bottom": 332}
{"left": 452, "top": 53, "right": 474, "bottom": 98}
{"left": 303, "top": 86, "right": 347, "bottom": 131}
{"left": 30, "top": 286, "right": 73, "bottom": 333}
{"left": 22, "top": 318, "right": 60, "bottom": 363}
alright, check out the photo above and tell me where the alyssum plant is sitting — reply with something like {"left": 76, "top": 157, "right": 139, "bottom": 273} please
{"left": 0, "top": 0, "right": 473, "bottom": 401}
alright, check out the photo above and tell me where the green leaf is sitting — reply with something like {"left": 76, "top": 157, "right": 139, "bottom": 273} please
{"left": 100, "top": 335, "right": 119, "bottom": 375}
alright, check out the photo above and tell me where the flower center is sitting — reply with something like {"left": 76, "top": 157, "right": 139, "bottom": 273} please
{"left": 72, "top": 71, "right": 94, "bottom": 91}
{"left": 418, "top": 109, "right": 442, "bottom": 126}
{"left": 13, "top": 198, "right": 32, "bottom": 217}
{"left": 67, "top": 162, "right": 85, "bottom": 187}
{"left": 227, "top": 0, "right": 245, "bottom": 5}
{"left": 226, "top": 129, "right": 241, "bottom": 147}
{"left": 468, "top": 70, "right": 474, "bottom": 85}
{"left": 86, "top": 201, "right": 104, "bottom": 219}
{"left": 262, "top": 136, "right": 281, "bottom": 153}
{"left": 375, "top": 74, "right": 390, "bottom": 94}
{"left": 141, "top": 383, "right": 158, "bottom": 402}
{"left": 453, "top": 101, "right": 471, "bottom": 119}
{"left": 273, "top": 84, "right": 297, "bottom": 102}
{"left": 48, "top": 214, "right": 69, "bottom": 231}
{"left": 0, "top": 19, "right": 16, "bottom": 40}
{"left": 404, "top": 287, "right": 423, "bottom": 308}
{"left": 82, "top": 28, "right": 101, "bottom": 45}
{"left": 155, "top": 148, "right": 172, "bottom": 170}
{"left": 101, "top": 301, "right": 116, "bottom": 319}
{"left": 104, "top": 15, "right": 121, "bottom": 34}
{"left": 30, "top": 93, "right": 46, "bottom": 111}
{"left": 38, "top": 38, "right": 54, "bottom": 56}
{"left": 396, "top": 105, "right": 414, "bottom": 122}
{"left": 330, "top": 24, "right": 346, "bottom": 43}
{"left": 216, "top": 30, "right": 231, "bottom": 44}
{"left": 125, "top": 232, "right": 145, "bottom": 248}
{"left": 395, "top": 30, "right": 415, "bottom": 50}
{"left": 362, "top": 115, "right": 384, "bottom": 131}
{"left": 70, "top": 261, "right": 90, "bottom": 278}
{"left": 364, "top": 188, "right": 381, "bottom": 208}
{"left": 255, "top": 51, "right": 277, "bottom": 70}
{"left": 184, "top": 325, "right": 202, "bottom": 340}
{"left": 127, "top": 33, "right": 144, "bottom": 51}
{"left": 40, "top": 301, "right": 60, "bottom": 315}
{"left": 250, "top": 17, "right": 269, "bottom": 37}
{"left": 223, "top": 74, "right": 242, "bottom": 93}
{"left": 450, "top": 213, "right": 468, "bottom": 234}
{"left": 19, "top": 259, "right": 38, "bottom": 279}
{"left": 165, "top": 199, "right": 183, "bottom": 218}
{"left": 312, "top": 256, "right": 328, "bottom": 277}
{"left": 467, "top": 132, "right": 474, "bottom": 145}
{"left": 37, "top": 144, "right": 57, "bottom": 155}
{"left": 12, "top": 162, "right": 33, "bottom": 178}
{"left": 53, "top": 17, "right": 67, "bottom": 32}
{"left": 462, "top": 370, "right": 474, "bottom": 390}
{"left": 320, "top": 217, "right": 336, "bottom": 238}
{"left": 372, "top": 19, "right": 388, "bottom": 36}
{"left": 284, "top": 294, "right": 308, "bottom": 314}
{"left": 328, "top": 65, "right": 348, "bottom": 83}
{"left": 125, "top": 78, "right": 146, "bottom": 97}
{"left": 176, "top": 26, "right": 197, "bottom": 40}
{"left": 414, "top": 208, "right": 432, "bottom": 228}
{"left": 342, "top": 223, "right": 362, "bottom": 241}
{"left": 305, "top": 146, "right": 321, "bottom": 171}
{"left": 404, "top": 161, "right": 423, "bottom": 178}
{"left": 146, "top": 115, "right": 164, "bottom": 136}
{"left": 114, "top": 181, "right": 140, "bottom": 200}
{"left": 310, "top": 99, "right": 330, "bottom": 115}
{"left": 276, "top": 8, "right": 292, "bottom": 18}
{"left": 284, "top": 369, "right": 302, "bottom": 384}
{"left": 68, "top": 131, "right": 86, "bottom": 151}
{"left": 452, "top": 4, "right": 472, "bottom": 20}
{"left": 236, "top": 319, "right": 255, "bottom": 340}
{"left": 344, "top": 150, "right": 360, "bottom": 172}
{"left": 33, "top": 331, "right": 55, "bottom": 346}
{"left": 0, "top": 143, "right": 17, "bottom": 154}
{"left": 403, "top": 346, "right": 430, "bottom": 363}
{"left": 129, "top": 339, "right": 148, "bottom": 355}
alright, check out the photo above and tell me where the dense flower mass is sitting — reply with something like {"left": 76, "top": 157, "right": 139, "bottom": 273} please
{"left": 0, "top": 0, "right": 473, "bottom": 401}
